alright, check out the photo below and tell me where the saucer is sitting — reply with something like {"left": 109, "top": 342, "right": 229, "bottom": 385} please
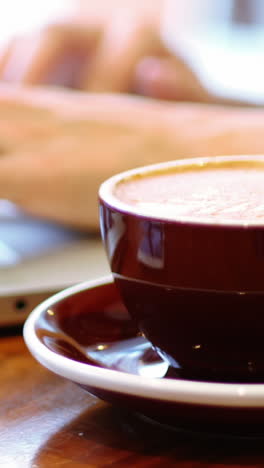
{"left": 24, "top": 276, "right": 264, "bottom": 437}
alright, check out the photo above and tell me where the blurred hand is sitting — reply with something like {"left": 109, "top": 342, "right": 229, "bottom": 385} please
{"left": 0, "top": 84, "right": 263, "bottom": 230}
{"left": 0, "top": 0, "right": 210, "bottom": 103}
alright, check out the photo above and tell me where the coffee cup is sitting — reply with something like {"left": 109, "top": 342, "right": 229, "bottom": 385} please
{"left": 99, "top": 155, "right": 264, "bottom": 382}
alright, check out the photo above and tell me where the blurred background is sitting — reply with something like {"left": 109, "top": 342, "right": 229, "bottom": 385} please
{"left": 163, "top": 0, "right": 264, "bottom": 104}
{"left": 0, "top": 0, "right": 263, "bottom": 323}
{"left": 0, "top": 0, "right": 263, "bottom": 103}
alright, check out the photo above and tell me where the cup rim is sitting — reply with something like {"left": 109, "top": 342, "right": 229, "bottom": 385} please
{"left": 99, "top": 155, "right": 264, "bottom": 228}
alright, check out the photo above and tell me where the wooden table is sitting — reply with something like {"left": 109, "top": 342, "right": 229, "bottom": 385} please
{"left": 1, "top": 327, "right": 264, "bottom": 468}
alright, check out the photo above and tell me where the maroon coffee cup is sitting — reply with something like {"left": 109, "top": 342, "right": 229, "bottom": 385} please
{"left": 99, "top": 156, "right": 264, "bottom": 382}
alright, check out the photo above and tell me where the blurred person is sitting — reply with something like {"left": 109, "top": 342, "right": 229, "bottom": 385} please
{"left": 1, "top": 0, "right": 261, "bottom": 105}
{"left": 0, "top": 0, "right": 223, "bottom": 104}
{"left": 0, "top": 1, "right": 263, "bottom": 231}
{"left": 0, "top": 84, "right": 264, "bottom": 230}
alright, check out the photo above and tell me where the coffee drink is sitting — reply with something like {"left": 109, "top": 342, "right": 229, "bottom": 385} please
{"left": 115, "top": 160, "right": 264, "bottom": 223}
{"left": 100, "top": 156, "right": 264, "bottom": 382}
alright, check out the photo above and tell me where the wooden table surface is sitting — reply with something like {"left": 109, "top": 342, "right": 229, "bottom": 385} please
{"left": 2, "top": 327, "right": 264, "bottom": 468}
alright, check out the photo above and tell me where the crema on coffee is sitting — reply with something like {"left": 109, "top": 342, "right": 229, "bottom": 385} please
{"left": 114, "top": 161, "right": 264, "bottom": 222}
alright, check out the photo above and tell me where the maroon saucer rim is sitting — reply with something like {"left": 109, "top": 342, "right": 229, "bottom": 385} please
{"left": 23, "top": 275, "right": 264, "bottom": 409}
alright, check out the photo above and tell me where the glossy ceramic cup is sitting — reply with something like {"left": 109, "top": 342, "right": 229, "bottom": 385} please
{"left": 99, "top": 155, "right": 264, "bottom": 382}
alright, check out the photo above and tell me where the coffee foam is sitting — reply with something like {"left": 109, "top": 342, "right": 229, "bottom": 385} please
{"left": 114, "top": 161, "right": 264, "bottom": 223}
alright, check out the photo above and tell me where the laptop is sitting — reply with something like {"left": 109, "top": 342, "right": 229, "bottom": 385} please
{"left": 0, "top": 200, "right": 110, "bottom": 326}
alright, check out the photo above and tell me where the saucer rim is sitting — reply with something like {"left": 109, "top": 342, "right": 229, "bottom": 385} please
{"left": 24, "top": 275, "right": 264, "bottom": 408}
